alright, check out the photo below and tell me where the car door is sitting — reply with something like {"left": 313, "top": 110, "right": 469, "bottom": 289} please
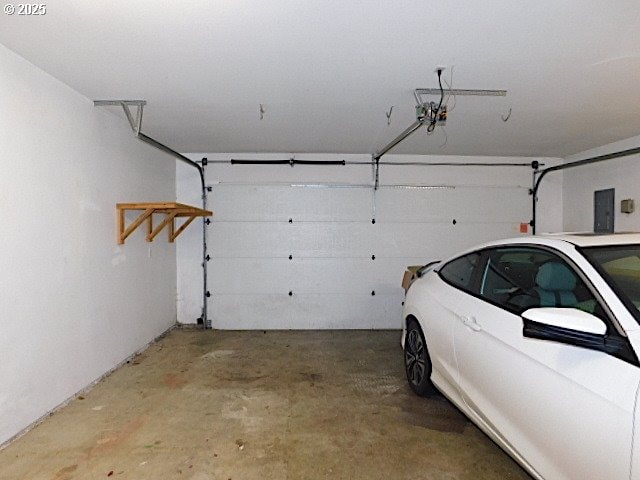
{"left": 412, "top": 251, "right": 483, "bottom": 399}
{"left": 452, "top": 246, "right": 640, "bottom": 480}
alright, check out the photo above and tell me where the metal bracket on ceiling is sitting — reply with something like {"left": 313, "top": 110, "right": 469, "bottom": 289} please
{"left": 414, "top": 88, "right": 507, "bottom": 105}
{"left": 93, "top": 100, "right": 147, "bottom": 135}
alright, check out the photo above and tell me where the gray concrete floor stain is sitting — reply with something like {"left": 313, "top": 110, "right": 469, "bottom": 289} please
{"left": 0, "top": 329, "right": 531, "bottom": 480}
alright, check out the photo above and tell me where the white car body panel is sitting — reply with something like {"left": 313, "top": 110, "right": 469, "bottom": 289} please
{"left": 630, "top": 331, "right": 640, "bottom": 480}
{"left": 401, "top": 234, "right": 640, "bottom": 480}
{"left": 452, "top": 284, "right": 638, "bottom": 480}
{"left": 405, "top": 277, "right": 461, "bottom": 396}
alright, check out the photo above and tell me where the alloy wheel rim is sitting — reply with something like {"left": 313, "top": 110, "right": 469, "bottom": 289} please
{"left": 405, "top": 329, "right": 426, "bottom": 386}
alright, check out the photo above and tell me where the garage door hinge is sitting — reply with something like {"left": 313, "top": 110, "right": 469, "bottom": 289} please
{"left": 205, "top": 291, "right": 211, "bottom": 298}
{"left": 205, "top": 218, "right": 211, "bottom": 225}
{"left": 205, "top": 254, "right": 211, "bottom": 261}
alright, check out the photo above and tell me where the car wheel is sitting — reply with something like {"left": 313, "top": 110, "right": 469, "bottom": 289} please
{"left": 404, "top": 319, "right": 436, "bottom": 397}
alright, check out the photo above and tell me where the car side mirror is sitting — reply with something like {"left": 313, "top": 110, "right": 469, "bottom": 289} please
{"left": 522, "top": 308, "right": 606, "bottom": 336}
{"left": 522, "top": 308, "right": 639, "bottom": 364}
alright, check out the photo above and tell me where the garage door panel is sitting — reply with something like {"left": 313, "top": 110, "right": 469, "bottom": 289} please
{"left": 374, "top": 187, "right": 530, "bottom": 223}
{"left": 211, "top": 221, "right": 521, "bottom": 260}
{"left": 211, "top": 222, "right": 379, "bottom": 257}
{"left": 211, "top": 185, "right": 372, "bottom": 222}
{"left": 196, "top": 182, "right": 531, "bottom": 329}
{"left": 367, "top": 223, "right": 522, "bottom": 259}
{"left": 210, "top": 223, "right": 292, "bottom": 257}
{"left": 210, "top": 257, "right": 427, "bottom": 295}
{"left": 209, "top": 293, "right": 403, "bottom": 329}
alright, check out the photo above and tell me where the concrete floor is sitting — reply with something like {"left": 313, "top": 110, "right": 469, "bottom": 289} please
{"left": 0, "top": 329, "right": 531, "bottom": 480}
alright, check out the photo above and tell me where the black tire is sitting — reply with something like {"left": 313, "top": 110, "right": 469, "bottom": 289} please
{"left": 404, "top": 318, "right": 436, "bottom": 397}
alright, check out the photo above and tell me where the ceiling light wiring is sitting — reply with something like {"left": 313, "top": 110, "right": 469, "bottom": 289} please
{"left": 439, "top": 126, "right": 448, "bottom": 148}
{"left": 426, "top": 69, "right": 445, "bottom": 133}
{"left": 442, "top": 66, "right": 457, "bottom": 113}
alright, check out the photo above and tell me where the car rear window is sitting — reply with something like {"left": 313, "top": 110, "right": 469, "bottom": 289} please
{"left": 439, "top": 252, "right": 481, "bottom": 291}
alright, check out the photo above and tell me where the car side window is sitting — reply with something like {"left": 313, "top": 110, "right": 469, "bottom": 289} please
{"left": 479, "top": 247, "right": 606, "bottom": 319}
{"left": 439, "top": 252, "right": 481, "bottom": 292}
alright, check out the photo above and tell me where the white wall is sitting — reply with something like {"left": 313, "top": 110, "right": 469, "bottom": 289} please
{"left": 0, "top": 44, "right": 177, "bottom": 445}
{"left": 177, "top": 153, "right": 562, "bottom": 329}
{"left": 563, "top": 135, "right": 640, "bottom": 232}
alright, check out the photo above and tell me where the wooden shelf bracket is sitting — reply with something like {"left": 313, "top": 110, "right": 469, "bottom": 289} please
{"left": 116, "top": 202, "right": 213, "bottom": 244}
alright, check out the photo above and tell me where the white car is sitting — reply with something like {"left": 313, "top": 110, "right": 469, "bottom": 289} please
{"left": 401, "top": 233, "right": 640, "bottom": 480}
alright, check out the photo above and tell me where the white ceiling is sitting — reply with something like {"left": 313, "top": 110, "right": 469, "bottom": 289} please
{"left": 1, "top": 1, "right": 640, "bottom": 157}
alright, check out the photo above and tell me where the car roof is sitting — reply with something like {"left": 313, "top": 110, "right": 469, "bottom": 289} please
{"left": 536, "top": 232, "right": 640, "bottom": 247}
{"left": 480, "top": 232, "right": 640, "bottom": 249}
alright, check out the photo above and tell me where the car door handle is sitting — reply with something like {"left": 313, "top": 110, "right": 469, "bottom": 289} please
{"left": 462, "top": 316, "right": 482, "bottom": 332}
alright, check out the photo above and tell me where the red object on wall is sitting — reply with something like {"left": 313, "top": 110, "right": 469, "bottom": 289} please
{"left": 520, "top": 223, "right": 529, "bottom": 233}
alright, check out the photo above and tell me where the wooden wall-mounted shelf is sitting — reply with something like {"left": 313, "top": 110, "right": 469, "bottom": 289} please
{"left": 116, "top": 202, "right": 213, "bottom": 244}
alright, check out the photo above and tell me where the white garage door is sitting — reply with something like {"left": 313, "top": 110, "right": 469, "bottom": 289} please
{"left": 205, "top": 182, "right": 530, "bottom": 329}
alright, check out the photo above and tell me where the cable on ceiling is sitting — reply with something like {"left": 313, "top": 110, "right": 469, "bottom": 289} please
{"left": 442, "top": 66, "right": 457, "bottom": 113}
{"left": 426, "top": 69, "right": 445, "bottom": 134}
